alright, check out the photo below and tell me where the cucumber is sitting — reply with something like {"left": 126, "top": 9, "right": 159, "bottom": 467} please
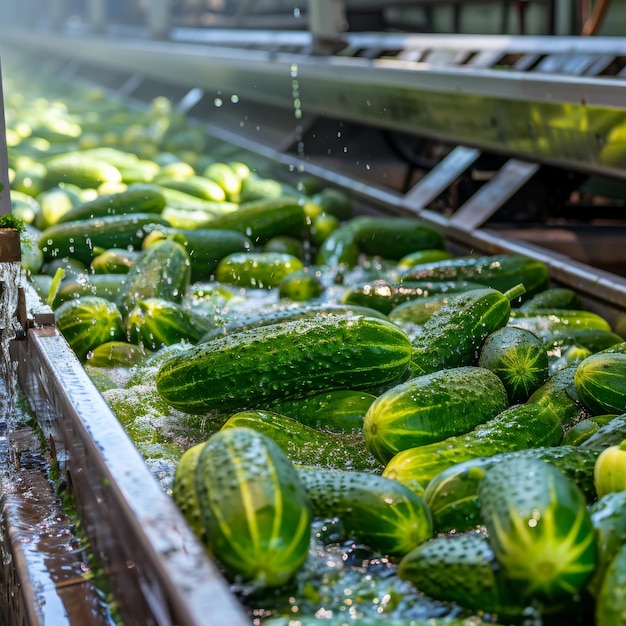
{"left": 548, "top": 343, "right": 593, "bottom": 376}
{"left": 423, "top": 446, "right": 600, "bottom": 533}
{"left": 400, "top": 253, "right": 550, "bottom": 297}
{"left": 363, "top": 366, "right": 509, "bottom": 464}
{"left": 90, "top": 248, "right": 139, "bottom": 274}
{"left": 579, "top": 414, "right": 626, "bottom": 450}
{"left": 562, "top": 414, "right": 619, "bottom": 446}
{"left": 202, "top": 162, "right": 242, "bottom": 198}
{"left": 575, "top": 352, "right": 626, "bottom": 415}
{"left": 43, "top": 152, "right": 123, "bottom": 189}
{"left": 125, "top": 298, "right": 215, "bottom": 350}
{"left": 478, "top": 456, "right": 597, "bottom": 600}
{"left": 56, "top": 185, "right": 166, "bottom": 223}
{"left": 509, "top": 308, "right": 613, "bottom": 343}
{"left": 594, "top": 439, "right": 626, "bottom": 498}
{"left": 410, "top": 286, "right": 519, "bottom": 376}
{"left": 277, "top": 269, "right": 325, "bottom": 302}
{"left": 38, "top": 212, "right": 169, "bottom": 264}
{"left": 203, "top": 196, "right": 307, "bottom": 245}
{"left": 528, "top": 365, "right": 590, "bottom": 428}
{"left": 52, "top": 273, "right": 127, "bottom": 308}
{"left": 340, "top": 279, "right": 483, "bottom": 315}
{"left": 478, "top": 326, "right": 549, "bottom": 403}
{"left": 215, "top": 251, "right": 304, "bottom": 289}
{"left": 317, "top": 215, "right": 444, "bottom": 268}
{"left": 589, "top": 490, "right": 626, "bottom": 596}
{"left": 35, "top": 184, "right": 82, "bottom": 229}
{"left": 199, "top": 302, "right": 388, "bottom": 342}
{"left": 397, "top": 532, "right": 525, "bottom": 618}
{"left": 382, "top": 402, "right": 563, "bottom": 488}
{"left": 54, "top": 296, "right": 125, "bottom": 361}
{"left": 545, "top": 330, "right": 624, "bottom": 354}
{"left": 387, "top": 291, "right": 464, "bottom": 326}
{"left": 297, "top": 467, "right": 432, "bottom": 555}
{"left": 155, "top": 175, "right": 227, "bottom": 202}
{"left": 397, "top": 248, "right": 454, "bottom": 270}
{"left": 86, "top": 341, "right": 152, "bottom": 368}
{"left": 519, "top": 287, "right": 583, "bottom": 311}
{"left": 269, "top": 389, "right": 376, "bottom": 433}
{"left": 220, "top": 410, "right": 382, "bottom": 472}
{"left": 156, "top": 314, "right": 412, "bottom": 414}
{"left": 172, "top": 427, "right": 311, "bottom": 588}
{"left": 116, "top": 238, "right": 191, "bottom": 317}
{"left": 596, "top": 542, "right": 626, "bottom": 625}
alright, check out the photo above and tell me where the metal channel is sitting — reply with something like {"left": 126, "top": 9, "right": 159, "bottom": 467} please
{"left": 4, "top": 30, "right": 626, "bottom": 180}
{"left": 14, "top": 326, "right": 250, "bottom": 626}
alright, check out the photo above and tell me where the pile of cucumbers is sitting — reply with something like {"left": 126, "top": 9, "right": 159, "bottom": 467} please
{"left": 6, "top": 56, "right": 626, "bottom": 626}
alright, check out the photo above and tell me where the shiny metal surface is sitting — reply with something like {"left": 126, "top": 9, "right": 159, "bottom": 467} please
{"left": 4, "top": 29, "right": 626, "bottom": 180}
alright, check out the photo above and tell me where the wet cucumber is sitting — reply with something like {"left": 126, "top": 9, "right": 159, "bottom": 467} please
{"left": 297, "top": 467, "right": 432, "bottom": 555}
{"left": 38, "top": 212, "right": 170, "bottom": 264}
{"left": 56, "top": 185, "right": 166, "bottom": 223}
{"left": 363, "top": 366, "right": 509, "bottom": 464}
{"left": 171, "top": 427, "right": 311, "bottom": 588}
{"left": 382, "top": 402, "right": 563, "bottom": 488}
{"left": 478, "top": 456, "right": 597, "bottom": 601}
{"left": 423, "top": 445, "right": 600, "bottom": 533}
{"left": 575, "top": 352, "right": 626, "bottom": 415}
{"left": 562, "top": 414, "right": 619, "bottom": 446}
{"left": 399, "top": 253, "right": 550, "bottom": 297}
{"left": 597, "top": 542, "right": 626, "bottom": 625}
{"left": 215, "top": 251, "right": 304, "bottom": 289}
{"left": 156, "top": 314, "right": 412, "bottom": 414}
{"left": 43, "top": 151, "right": 123, "bottom": 189}
{"left": 519, "top": 287, "right": 583, "bottom": 311}
{"left": 410, "top": 286, "right": 521, "bottom": 376}
{"left": 220, "top": 410, "right": 382, "bottom": 472}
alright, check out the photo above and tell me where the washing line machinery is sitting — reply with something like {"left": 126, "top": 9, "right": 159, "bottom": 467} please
{"left": 2, "top": 15, "right": 626, "bottom": 625}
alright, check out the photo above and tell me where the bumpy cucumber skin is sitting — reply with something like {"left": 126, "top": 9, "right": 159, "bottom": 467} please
{"left": 54, "top": 296, "right": 125, "bottom": 360}
{"left": 424, "top": 445, "right": 600, "bottom": 533}
{"left": 579, "top": 414, "right": 626, "bottom": 450}
{"left": 363, "top": 366, "right": 509, "bottom": 464}
{"left": 400, "top": 253, "right": 550, "bottom": 296}
{"left": 478, "top": 326, "right": 549, "bottom": 404}
{"left": 187, "top": 427, "right": 312, "bottom": 588}
{"left": 156, "top": 314, "right": 412, "bottom": 414}
{"left": 38, "top": 212, "right": 170, "bottom": 264}
{"left": 116, "top": 238, "right": 191, "bottom": 316}
{"left": 56, "top": 185, "right": 166, "bottom": 223}
{"left": 171, "top": 442, "right": 206, "bottom": 540}
{"left": 575, "top": 352, "right": 626, "bottom": 415}
{"left": 125, "top": 298, "right": 215, "bottom": 350}
{"left": 397, "top": 532, "right": 523, "bottom": 618}
{"left": 478, "top": 457, "right": 597, "bottom": 601}
{"left": 562, "top": 414, "right": 619, "bottom": 446}
{"left": 410, "top": 287, "right": 511, "bottom": 375}
{"left": 220, "top": 410, "right": 382, "bottom": 472}
{"left": 382, "top": 402, "right": 563, "bottom": 488}
{"left": 341, "top": 280, "right": 483, "bottom": 315}
{"left": 520, "top": 287, "right": 583, "bottom": 312}
{"left": 297, "top": 467, "right": 432, "bottom": 555}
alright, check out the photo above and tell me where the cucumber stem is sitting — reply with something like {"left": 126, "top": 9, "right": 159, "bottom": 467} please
{"left": 503, "top": 283, "right": 526, "bottom": 301}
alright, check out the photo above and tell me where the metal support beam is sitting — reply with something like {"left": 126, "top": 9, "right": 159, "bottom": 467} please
{"left": 308, "top": 0, "right": 348, "bottom": 54}
{"left": 86, "top": 0, "right": 107, "bottom": 34}
{"left": 147, "top": 0, "right": 172, "bottom": 40}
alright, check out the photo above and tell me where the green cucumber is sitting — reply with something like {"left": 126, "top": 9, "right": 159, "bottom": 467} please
{"left": 519, "top": 287, "right": 583, "bottom": 311}
{"left": 43, "top": 152, "right": 123, "bottom": 189}
{"left": 38, "top": 212, "right": 169, "bottom": 264}
{"left": 579, "top": 414, "right": 626, "bottom": 450}
{"left": 155, "top": 175, "right": 227, "bottom": 202}
{"left": 316, "top": 215, "right": 444, "bottom": 268}
{"left": 508, "top": 308, "right": 613, "bottom": 343}
{"left": 562, "top": 414, "right": 619, "bottom": 446}
{"left": 51, "top": 273, "right": 127, "bottom": 307}
{"left": 220, "top": 410, "right": 382, "bottom": 472}
{"left": 575, "top": 352, "right": 626, "bottom": 415}
{"left": 277, "top": 269, "right": 325, "bottom": 302}
{"left": 215, "top": 251, "right": 304, "bottom": 289}
{"left": 203, "top": 196, "right": 307, "bottom": 245}
{"left": 86, "top": 341, "right": 152, "bottom": 368}
{"left": 589, "top": 490, "right": 626, "bottom": 596}
{"left": 478, "top": 456, "right": 597, "bottom": 600}
{"left": 478, "top": 326, "right": 549, "bottom": 403}
{"left": 397, "top": 248, "right": 453, "bottom": 269}
{"left": 156, "top": 314, "right": 412, "bottom": 414}
{"left": 528, "top": 365, "right": 590, "bottom": 428}
{"left": 399, "top": 253, "right": 550, "bottom": 297}
{"left": 545, "top": 330, "right": 624, "bottom": 354}
{"left": 382, "top": 402, "right": 563, "bottom": 488}
{"left": 397, "top": 532, "right": 525, "bottom": 618}
{"left": 199, "top": 302, "right": 387, "bottom": 342}
{"left": 596, "top": 542, "right": 626, "bottom": 625}
{"left": 548, "top": 343, "right": 593, "bottom": 376}
{"left": 172, "top": 427, "right": 311, "bottom": 588}
{"left": 56, "top": 185, "right": 165, "bottom": 223}
{"left": 410, "top": 286, "right": 520, "bottom": 376}
{"left": 269, "top": 389, "right": 376, "bottom": 433}
{"left": 363, "top": 366, "right": 509, "bottom": 464}
{"left": 125, "top": 298, "right": 215, "bottom": 350}
{"left": 423, "top": 446, "right": 600, "bottom": 533}
{"left": 387, "top": 291, "right": 465, "bottom": 327}
{"left": 54, "top": 296, "right": 125, "bottom": 361}
{"left": 297, "top": 467, "right": 432, "bottom": 555}
{"left": 90, "top": 248, "right": 139, "bottom": 274}
{"left": 116, "top": 238, "right": 191, "bottom": 316}
{"left": 340, "top": 279, "right": 482, "bottom": 315}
